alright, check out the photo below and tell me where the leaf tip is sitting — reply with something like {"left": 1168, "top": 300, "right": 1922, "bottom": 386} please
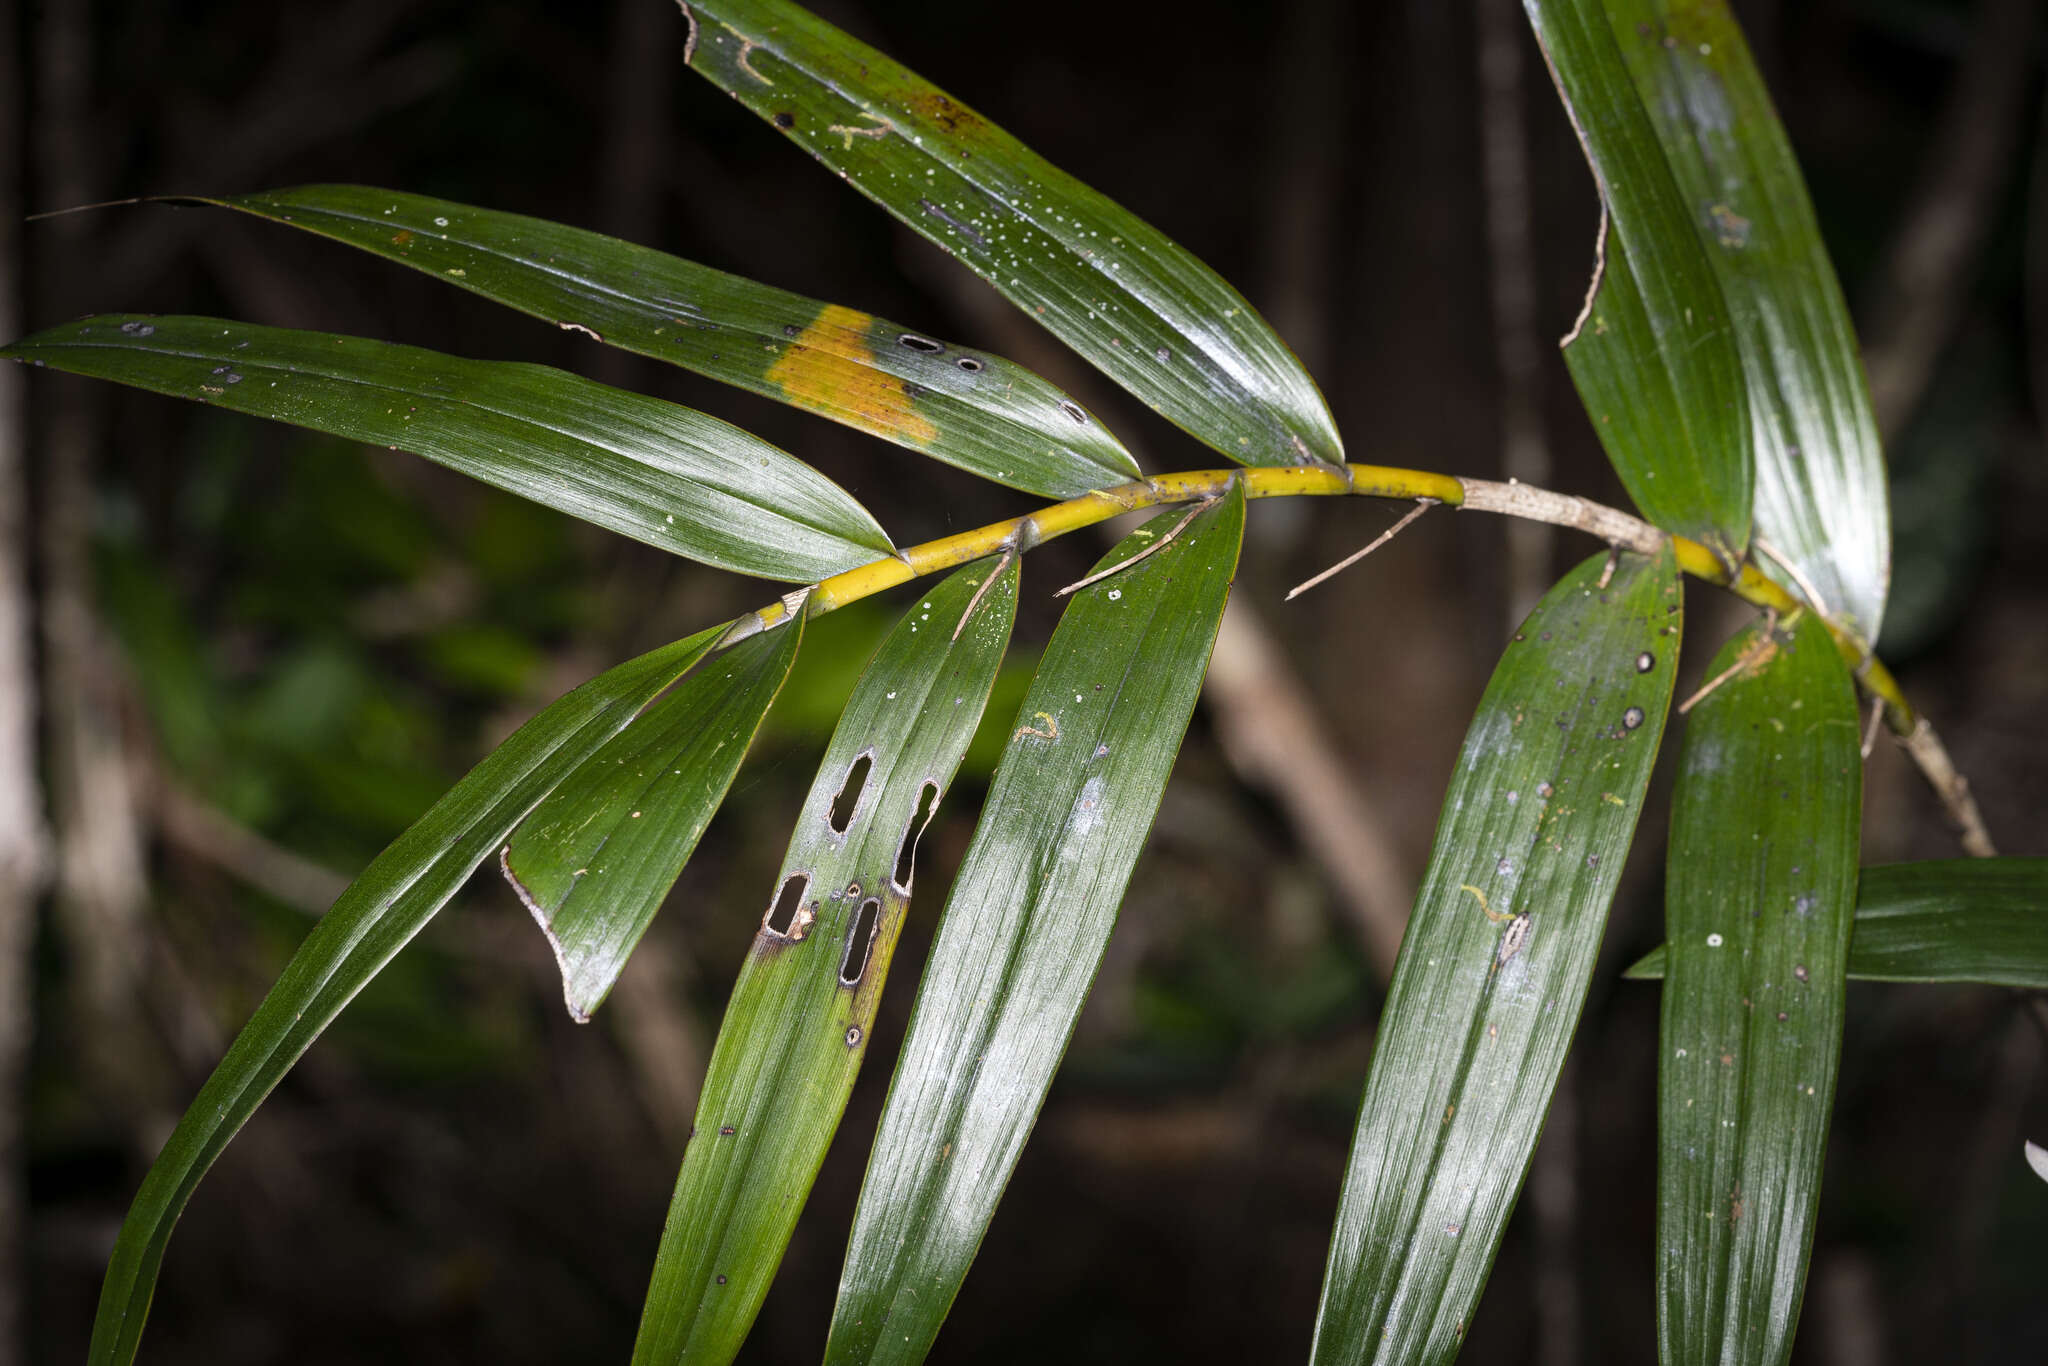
{"left": 500, "top": 844, "right": 590, "bottom": 1022}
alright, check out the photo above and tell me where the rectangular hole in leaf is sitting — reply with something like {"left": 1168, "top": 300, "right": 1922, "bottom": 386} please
{"left": 892, "top": 781, "right": 940, "bottom": 891}
{"left": 828, "top": 752, "right": 873, "bottom": 834}
{"left": 840, "top": 897, "right": 882, "bottom": 986}
{"left": 764, "top": 873, "right": 809, "bottom": 936}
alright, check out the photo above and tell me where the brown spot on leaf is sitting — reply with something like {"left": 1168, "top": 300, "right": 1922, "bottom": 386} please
{"left": 1709, "top": 203, "right": 1751, "bottom": 248}
{"left": 909, "top": 89, "right": 983, "bottom": 137}
{"left": 767, "top": 304, "right": 938, "bottom": 447}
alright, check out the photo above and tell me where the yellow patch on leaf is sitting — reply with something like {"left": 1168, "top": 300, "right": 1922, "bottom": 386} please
{"left": 766, "top": 305, "right": 938, "bottom": 448}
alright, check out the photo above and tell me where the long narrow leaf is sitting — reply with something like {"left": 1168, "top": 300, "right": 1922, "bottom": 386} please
{"left": 678, "top": 0, "right": 1341, "bottom": 470}
{"left": 827, "top": 483, "right": 1247, "bottom": 1364}
{"left": 503, "top": 618, "right": 804, "bottom": 1021}
{"left": 1311, "top": 546, "right": 1680, "bottom": 1365}
{"left": 3, "top": 316, "right": 892, "bottom": 582}
{"left": 86, "top": 625, "right": 729, "bottom": 1366}
{"left": 1599, "top": 1, "right": 1890, "bottom": 642}
{"left": 1660, "top": 615, "right": 1861, "bottom": 1366}
{"left": 1524, "top": 0, "right": 1751, "bottom": 561}
{"left": 633, "top": 557, "right": 1019, "bottom": 1365}
{"left": 1625, "top": 857, "right": 2048, "bottom": 988}
{"left": 191, "top": 186, "right": 1141, "bottom": 499}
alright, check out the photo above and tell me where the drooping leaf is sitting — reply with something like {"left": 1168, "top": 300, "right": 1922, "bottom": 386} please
{"left": 1625, "top": 857, "right": 2048, "bottom": 988}
{"left": 633, "top": 557, "right": 1019, "bottom": 1366}
{"left": 678, "top": 0, "right": 1341, "bottom": 470}
{"left": 1659, "top": 615, "right": 1861, "bottom": 1366}
{"left": 1599, "top": 0, "right": 1890, "bottom": 643}
{"left": 827, "top": 483, "right": 1247, "bottom": 1364}
{"left": 1310, "top": 546, "right": 1680, "bottom": 1365}
{"left": 1523, "top": 0, "right": 1751, "bottom": 561}
{"left": 86, "top": 626, "right": 729, "bottom": 1366}
{"left": 191, "top": 186, "right": 1141, "bottom": 499}
{"left": 503, "top": 618, "right": 803, "bottom": 1022}
{"left": 2, "top": 316, "right": 891, "bottom": 582}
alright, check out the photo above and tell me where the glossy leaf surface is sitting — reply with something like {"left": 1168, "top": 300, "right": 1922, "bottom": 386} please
{"left": 86, "top": 627, "right": 728, "bottom": 1366}
{"left": 1626, "top": 857, "right": 2048, "bottom": 988}
{"left": 827, "top": 484, "right": 1246, "bottom": 1364}
{"left": 198, "top": 186, "right": 1140, "bottom": 498}
{"left": 1600, "top": 0, "right": 1890, "bottom": 642}
{"left": 633, "top": 558, "right": 1018, "bottom": 1365}
{"left": 2, "top": 315, "right": 891, "bottom": 582}
{"left": 679, "top": 0, "right": 1341, "bottom": 469}
{"left": 1311, "top": 546, "right": 1680, "bottom": 1366}
{"left": 1524, "top": 0, "right": 1751, "bottom": 560}
{"left": 1659, "top": 615, "right": 1861, "bottom": 1366}
{"left": 503, "top": 619, "right": 802, "bottom": 1022}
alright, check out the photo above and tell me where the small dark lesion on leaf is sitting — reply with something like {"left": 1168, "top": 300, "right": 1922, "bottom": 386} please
{"left": 909, "top": 89, "right": 982, "bottom": 137}
{"left": 772, "top": 111, "right": 796, "bottom": 129}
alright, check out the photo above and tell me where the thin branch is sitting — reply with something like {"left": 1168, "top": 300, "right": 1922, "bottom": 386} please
{"left": 1285, "top": 500, "right": 1434, "bottom": 599}
{"left": 1455, "top": 477, "right": 1665, "bottom": 555}
{"left": 1754, "top": 535, "right": 1834, "bottom": 620}
{"left": 717, "top": 464, "right": 1985, "bottom": 855}
{"left": 952, "top": 547, "right": 1013, "bottom": 640}
{"left": 1679, "top": 650, "right": 1756, "bottom": 716}
{"left": 1896, "top": 719, "right": 1997, "bottom": 857}
{"left": 1054, "top": 498, "right": 1211, "bottom": 597}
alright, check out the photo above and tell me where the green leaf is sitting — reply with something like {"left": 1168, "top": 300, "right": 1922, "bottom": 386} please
{"left": 503, "top": 618, "right": 803, "bottom": 1022}
{"left": 192, "top": 186, "right": 1141, "bottom": 499}
{"left": 3, "top": 316, "right": 891, "bottom": 582}
{"left": 1523, "top": 0, "right": 1751, "bottom": 561}
{"left": 678, "top": 0, "right": 1341, "bottom": 470}
{"left": 632, "top": 557, "right": 1019, "bottom": 1366}
{"left": 86, "top": 626, "right": 727, "bottom": 1366}
{"left": 1310, "top": 546, "right": 1680, "bottom": 1365}
{"left": 1625, "top": 857, "right": 2048, "bottom": 988}
{"left": 1659, "top": 615, "right": 1861, "bottom": 1366}
{"left": 827, "top": 483, "right": 1247, "bottom": 1364}
{"left": 1599, "top": 0, "right": 1890, "bottom": 643}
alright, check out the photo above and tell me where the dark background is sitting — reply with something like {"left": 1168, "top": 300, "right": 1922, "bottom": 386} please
{"left": 4, "top": 0, "right": 2045, "bottom": 1362}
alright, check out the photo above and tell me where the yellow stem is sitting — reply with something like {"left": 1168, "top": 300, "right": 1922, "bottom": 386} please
{"left": 734, "top": 464, "right": 1916, "bottom": 735}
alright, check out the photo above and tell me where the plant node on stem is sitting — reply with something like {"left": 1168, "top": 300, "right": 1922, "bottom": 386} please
{"left": 722, "top": 464, "right": 1993, "bottom": 857}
